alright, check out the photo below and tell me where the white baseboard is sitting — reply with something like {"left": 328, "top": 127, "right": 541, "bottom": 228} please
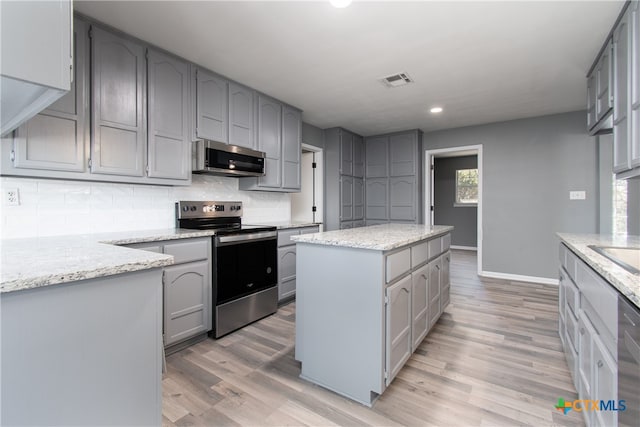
{"left": 480, "top": 270, "right": 559, "bottom": 286}
{"left": 450, "top": 245, "right": 477, "bottom": 251}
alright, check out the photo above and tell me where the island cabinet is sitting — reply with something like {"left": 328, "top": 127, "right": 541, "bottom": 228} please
{"left": 125, "top": 237, "right": 212, "bottom": 351}
{"left": 294, "top": 225, "right": 452, "bottom": 406}
{"left": 276, "top": 225, "right": 320, "bottom": 303}
{"left": 558, "top": 242, "right": 619, "bottom": 427}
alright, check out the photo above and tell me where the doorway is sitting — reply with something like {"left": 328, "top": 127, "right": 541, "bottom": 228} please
{"left": 291, "top": 144, "right": 324, "bottom": 229}
{"left": 425, "top": 145, "right": 483, "bottom": 275}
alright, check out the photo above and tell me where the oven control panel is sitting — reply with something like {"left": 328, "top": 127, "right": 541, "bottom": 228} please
{"left": 176, "top": 201, "right": 243, "bottom": 219}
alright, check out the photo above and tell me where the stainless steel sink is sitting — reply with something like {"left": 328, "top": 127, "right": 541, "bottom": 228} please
{"left": 588, "top": 245, "right": 640, "bottom": 275}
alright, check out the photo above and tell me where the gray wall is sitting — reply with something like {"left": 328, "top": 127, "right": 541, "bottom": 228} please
{"left": 302, "top": 122, "right": 324, "bottom": 149}
{"left": 434, "top": 156, "right": 478, "bottom": 247}
{"left": 424, "top": 111, "right": 598, "bottom": 280}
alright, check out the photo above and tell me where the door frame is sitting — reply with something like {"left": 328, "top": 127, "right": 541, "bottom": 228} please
{"left": 424, "top": 144, "right": 483, "bottom": 275}
{"left": 301, "top": 143, "right": 324, "bottom": 229}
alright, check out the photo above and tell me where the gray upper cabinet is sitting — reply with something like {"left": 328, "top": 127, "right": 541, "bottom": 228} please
{"left": 353, "top": 177, "right": 364, "bottom": 220}
{"left": 613, "top": 8, "right": 631, "bottom": 173}
{"left": 340, "top": 132, "right": 353, "bottom": 176}
{"left": 147, "top": 49, "right": 190, "bottom": 181}
{"left": 353, "top": 135, "right": 364, "bottom": 178}
{"left": 631, "top": 0, "right": 640, "bottom": 169}
{"left": 389, "top": 133, "right": 417, "bottom": 177}
{"left": 365, "top": 136, "right": 388, "bottom": 178}
{"left": 596, "top": 41, "right": 613, "bottom": 122}
{"left": 282, "top": 106, "right": 301, "bottom": 190}
{"left": 257, "top": 95, "right": 282, "bottom": 188}
{"left": 11, "top": 19, "right": 87, "bottom": 173}
{"left": 228, "top": 82, "right": 255, "bottom": 149}
{"left": 195, "top": 68, "right": 228, "bottom": 143}
{"left": 90, "top": 26, "right": 146, "bottom": 177}
{"left": 587, "top": 73, "right": 597, "bottom": 130}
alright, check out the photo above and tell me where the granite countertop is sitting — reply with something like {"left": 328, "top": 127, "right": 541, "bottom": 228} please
{"left": 557, "top": 233, "right": 640, "bottom": 308}
{"left": 292, "top": 223, "right": 454, "bottom": 251}
{"left": 0, "top": 228, "right": 219, "bottom": 294}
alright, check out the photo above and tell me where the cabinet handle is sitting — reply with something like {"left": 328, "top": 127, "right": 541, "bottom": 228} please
{"left": 597, "top": 360, "right": 603, "bottom": 368}
{"left": 402, "top": 287, "right": 410, "bottom": 294}
{"left": 421, "top": 274, "right": 427, "bottom": 281}
{"left": 436, "top": 265, "right": 440, "bottom": 270}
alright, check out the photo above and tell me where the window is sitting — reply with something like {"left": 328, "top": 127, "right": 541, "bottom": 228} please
{"left": 455, "top": 168, "right": 478, "bottom": 206}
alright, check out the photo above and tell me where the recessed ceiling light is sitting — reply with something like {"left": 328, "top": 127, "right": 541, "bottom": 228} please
{"left": 330, "top": 0, "right": 352, "bottom": 8}
{"left": 430, "top": 107, "right": 443, "bottom": 114}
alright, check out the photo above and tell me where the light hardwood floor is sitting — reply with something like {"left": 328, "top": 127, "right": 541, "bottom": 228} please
{"left": 162, "top": 250, "right": 584, "bottom": 426}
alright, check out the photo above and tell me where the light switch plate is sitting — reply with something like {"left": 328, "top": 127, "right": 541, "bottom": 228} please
{"left": 569, "top": 191, "right": 586, "bottom": 200}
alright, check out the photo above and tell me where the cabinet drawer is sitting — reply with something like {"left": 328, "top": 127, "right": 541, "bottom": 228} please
{"left": 411, "top": 242, "right": 428, "bottom": 268}
{"left": 428, "top": 237, "right": 442, "bottom": 260}
{"left": 386, "top": 248, "right": 411, "bottom": 283}
{"left": 442, "top": 234, "right": 451, "bottom": 252}
{"left": 565, "top": 276, "right": 579, "bottom": 317}
{"left": 127, "top": 243, "right": 163, "bottom": 253}
{"left": 565, "top": 247, "right": 578, "bottom": 282}
{"left": 277, "top": 229, "right": 300, "bottom": 247}
{"left": 576, "top": 259, "right": 618, "bottom": 342}
{"left": 298, "top": 226, "right": 319, "bottom": 236}
{"left": 163, "top": 239, "right": 209, "bottom": 264}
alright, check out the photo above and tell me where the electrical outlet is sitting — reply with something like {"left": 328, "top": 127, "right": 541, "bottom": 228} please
{"left": 569, "top": 191, "right": 586, "bottom": 200}
{"left": 5, "top": 188, "right": 20, "bottom": 206}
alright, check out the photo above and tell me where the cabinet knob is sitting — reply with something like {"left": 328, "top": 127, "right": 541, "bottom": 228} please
{"left": 580, "top": 328, "right": 585, "bottom": 335}
{"left": 597, "top": 360, "right": 603, "bottom": 368}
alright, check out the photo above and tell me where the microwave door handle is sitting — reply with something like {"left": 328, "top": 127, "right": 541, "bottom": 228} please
{"left": 228, "top": 159, "right": 262, "bottom": 171}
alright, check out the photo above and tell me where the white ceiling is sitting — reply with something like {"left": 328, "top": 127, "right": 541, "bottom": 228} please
{"left": 74, "top": 0, "right": 625, "bottom": 136}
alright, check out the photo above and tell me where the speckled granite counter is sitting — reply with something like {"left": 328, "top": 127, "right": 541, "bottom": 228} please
{"left": 292, "top": 223, "right": 454, "bottom": 251}
{"left": 557, "top": 233, "right": 640, "bottom": 308}
{"left": 0, "top": 228, "right": 219, "bottom": 294}
{"left": 246, "top": 221, "right": 321, "bottom": 230}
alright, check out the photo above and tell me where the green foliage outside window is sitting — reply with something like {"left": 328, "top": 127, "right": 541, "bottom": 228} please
{"left": 456, "top": 169, "right": 478, "bottom": 205}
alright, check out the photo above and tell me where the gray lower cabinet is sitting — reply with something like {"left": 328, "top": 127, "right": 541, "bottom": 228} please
{"left": 385, "top": 274, "right": 412, "bottom": 384}
{"left": 324, "top": 127, "right": 366, "bottom": 230}
{"left": 126, "top": 237, "right": 212, "bottom": 349}
{"left": 428, "top": 256, "right": 442, "bottom": 328}
{"left": 11, "top": 18, "right": 87, "bottom": 173}
{"left": 194, "top": 67, "right": 228, "bottom": 143}
{"left": 228, "top": 82, "right": 255, "bottom": 149}
{"left": 147, "top": 49, "right": 190, "bottom": 181}
{"left": 411, "top": 263, "right": 429, "bottom": 351}
{"left": 558, "top": 243, "right": 618, "bottom": 427}
{"left": 90, "top": 25, "right": 146, "bottom": 177}
{"left": 277, "top": 225, "right": 319, "bottom": 302}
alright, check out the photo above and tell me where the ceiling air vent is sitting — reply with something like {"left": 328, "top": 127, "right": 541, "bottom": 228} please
{"left": 380, "top": 72, "right": 413, "bottom": 88}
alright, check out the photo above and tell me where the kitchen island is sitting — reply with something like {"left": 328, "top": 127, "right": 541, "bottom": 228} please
{"left": 293, "top": 223, "right": 453, "bottom": 406}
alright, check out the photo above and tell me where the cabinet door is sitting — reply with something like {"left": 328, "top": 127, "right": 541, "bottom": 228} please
{"left": 389, "top": 132, "right": 417, "bottom": 176}
{"left": 385, "top": 274, "right": 412, "bottom": 385}
{"left": 13, "top": 19, "right": 87, "bottom": 173}
{"left": 441, "top": 252, "right": 451, "bottom": 309}
{"left": 578, "top": 312, "right": 594, "bottom": 402}
{"left": 631, "top": 1, "right": 640, "bottom": 167}
{"left": 353, "top": 135, "right": 364, "bottom": 178}
{"left": 147, "top": 49, "right": 190, "bottom": 180}
{"left": 593, "top": 336, "right": 618, "bottom": 427}
{"left": 257, "top": 95, "right": 282, "bottom": 188}
{"left": 340, "top": 131, "right": 353, "bottom": 176}
{"left": 428, "top": 258, "right": 442, "bottom": 329}
{"left": 340, "top": 175, "right": 353, "bottom": 221}
{"left": 389, "top": 177, "right": 416, "bottom": 221}
{"left": 278, "top": 246, "right": 297, "bottom": 301}
{"left": 228, "top": 82, "right": 255, "bottom": 149}
{"left": 596, "top": 41, "right": 613, "bottom": 121}
{"left": 587, "top": 73, "right": 597, "bottom": 130}
{"left": 613, "top": 10, "right": 631, "bottom": 173}
{"left": 91, "top": 26, "right": 146, "bottom": 177}
{"left": 164, "top": 260, "right": 211, "bottom": 346}
{"left": 282, "top": 106, "right": 301, "bottom": 190}
{"left": 365, "top": 178, "right": 388, "bottom": 220}
{"left": 365, "top": 136, "right": 388, "bottom": 178}
{"left": 353, "top": 177, "right": 364, "bottom": 220}
{"left": 411, "top": 263, "right": 429, "bottom": 352}
{"left": 195, "top": 68, "right": 228, "bottom": 143}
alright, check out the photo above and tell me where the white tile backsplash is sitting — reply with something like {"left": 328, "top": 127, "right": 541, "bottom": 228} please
{"left": 0, "top": 175, "right": 291, "bottom": 239}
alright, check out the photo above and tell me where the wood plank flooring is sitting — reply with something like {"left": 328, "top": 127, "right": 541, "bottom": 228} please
{"left": 162, "top": 250, "right": 584, "bottom": 426}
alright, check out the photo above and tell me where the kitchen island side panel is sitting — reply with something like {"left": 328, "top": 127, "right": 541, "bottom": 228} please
{"left": 295, "top": 243, "right": 385, "bottom": 405}
{"left": 0, "top": 269, "right": 163, "bottom": 426}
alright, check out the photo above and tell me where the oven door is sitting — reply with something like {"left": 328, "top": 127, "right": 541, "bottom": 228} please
{"left": 214, "top": 231, "right": 277, "bottom": 305}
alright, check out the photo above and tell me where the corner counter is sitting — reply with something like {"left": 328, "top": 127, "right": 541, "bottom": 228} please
{"left": 294, "top": 224, "right": 453, "bottom": 406}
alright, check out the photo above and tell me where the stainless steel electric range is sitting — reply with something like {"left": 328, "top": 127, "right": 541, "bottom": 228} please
{"left": 176, "top": 201, "right": 278, "bottom": 338}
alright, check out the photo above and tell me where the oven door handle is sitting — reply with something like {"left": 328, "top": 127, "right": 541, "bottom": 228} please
{"left": 217, "top": 230, "right": 277, "bottom": 245}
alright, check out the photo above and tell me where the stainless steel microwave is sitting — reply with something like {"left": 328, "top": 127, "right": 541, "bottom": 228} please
{"left": 192, "top": 140, "right": 266, "bottom": 177}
